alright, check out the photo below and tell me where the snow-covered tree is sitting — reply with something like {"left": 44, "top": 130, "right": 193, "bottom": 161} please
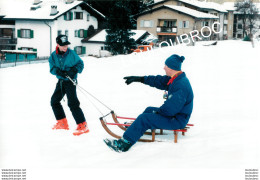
{"left": 235, "top": 0, "right": 259, "bottom": 38}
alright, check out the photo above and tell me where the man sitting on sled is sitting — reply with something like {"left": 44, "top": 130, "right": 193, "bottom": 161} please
{"left": 104, "top": 54, "right": 194, "bottom": 152}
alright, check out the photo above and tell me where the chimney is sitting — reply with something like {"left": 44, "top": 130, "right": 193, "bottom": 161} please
{"left": 50, "top": 5, "right": 59, "bottom": 16}
{"left": 65, "top": 0, "right": 74, "bottom": 4}
{"left": 31, "top": 0, "right": 42, "bottom": 10}
{"left": 33, "top": 0, "right": 42, "bottom": 5}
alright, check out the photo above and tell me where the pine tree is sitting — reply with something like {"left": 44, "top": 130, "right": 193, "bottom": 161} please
{"left": 105, "top": 0, "right": 136, "bottom": 55}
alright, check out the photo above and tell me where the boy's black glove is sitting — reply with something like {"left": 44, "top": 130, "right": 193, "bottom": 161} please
{"left": 123, "top": 76, "right": 144, "bottom": 85}
{"left": 66, "top": 67, "right": 78, "bottom": 79}
{"left": 56, "top": 69, "right": 67, "bottom": 78}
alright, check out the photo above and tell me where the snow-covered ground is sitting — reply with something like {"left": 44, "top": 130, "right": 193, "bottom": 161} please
{"left": 0, "top": 40, "right": 259, "bottom": 180}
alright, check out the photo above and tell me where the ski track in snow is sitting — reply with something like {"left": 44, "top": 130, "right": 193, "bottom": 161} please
{"left": 0, "top": 40, "right": 259, "bottom": 179}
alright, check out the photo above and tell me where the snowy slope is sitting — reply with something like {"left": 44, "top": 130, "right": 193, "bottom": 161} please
{"left": 0, "top": 40, "right": 259, "bottom": 179}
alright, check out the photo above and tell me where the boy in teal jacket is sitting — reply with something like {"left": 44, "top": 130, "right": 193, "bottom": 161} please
{"left": 49, "top": 35, "right": 89, "bottom": 136}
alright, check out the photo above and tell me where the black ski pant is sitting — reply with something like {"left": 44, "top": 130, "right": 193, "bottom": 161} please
{"left": 51, "top": 79, "right": 86, "bottom": 124}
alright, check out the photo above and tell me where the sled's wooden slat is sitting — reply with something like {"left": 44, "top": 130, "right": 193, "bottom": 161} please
{"left": 100, "top": 111, "right": 194, "bottom": 143}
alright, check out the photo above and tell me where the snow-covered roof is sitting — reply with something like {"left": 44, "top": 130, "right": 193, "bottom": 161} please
{"left": 165, "top": 5, "right": 219, "bottom": 18}
{"left": 0, "top": 0, "right": 105, "bottom": 20}
{"left": 151, "top": 0, "right": 227, "bottom": 13}
{"left": 85, "top": 30, "right": 151, "bottom": 43}
{"left": 141, "top": 5, "right": 217, "bottom": 19}
{"left": 222, "top": 2, "right": 237, "bottom": 11}
{"left": 178, "top": 0, "right": 227, "bottom": 13}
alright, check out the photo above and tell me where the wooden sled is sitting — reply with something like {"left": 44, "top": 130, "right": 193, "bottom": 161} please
{"left": 100, "top": 111, "right": 194, "bottom": 143}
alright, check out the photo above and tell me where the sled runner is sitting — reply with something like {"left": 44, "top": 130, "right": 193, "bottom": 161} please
{"left": 100, "top": 111, "right": 194, "bottom": 143}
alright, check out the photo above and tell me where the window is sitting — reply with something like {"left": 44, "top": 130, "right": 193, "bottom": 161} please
{"left": 87, "top": 14, "right": 90, "bottom": 21}
{"left": 177, "top": 2, "right": 182, "bottom": 6}
{"left": 21, "top": 29, "right": 30, "bottom": 38}
{"left": 0, "top": 28, "right": 13, "bottom": 38}
{"left": 75, "top": 12, "right": 83, "bottom": 19}
{"left": 19, "top": 47, "right": 34, "bottom": 51}
{"left": 179, "top": 21, "right": 189, "bottom": 29}
{"left": 79, "top": 29, "right": 84, "bottom": 37}
{"left": 58, "top": 30, "right": 62, "bottom": 36}
{"left": 65, "top": 30, "right": 69, "bottom": 37}
{"left": 140, "top": 20, "right": 154, "bottom": 28}
{"left": 74, "top": 46, "right": 86, "bottom": 55}
{"left": 75, "top": 29, "right": 88, "bottom": 38}
{"left": 17, "top": 29, "right": 34, "bottom": 38}
{"left": 201, "top": 21, "right": 209, "bottom": 27}
{"left": 64, "top": 12, "right": 73, "bottom": 21}
{"left": 238, "top": 24, "right": 242, "bottom": 29}
{"left": 163, "top": 20, "right": 176, "bottom": 27}
{"left": 183, "top": 21, "right": 189, "bottom": 28}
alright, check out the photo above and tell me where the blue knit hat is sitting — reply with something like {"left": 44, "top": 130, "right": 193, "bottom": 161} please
{"left": 165, "top": 54, "right": 185, "bottom": 71}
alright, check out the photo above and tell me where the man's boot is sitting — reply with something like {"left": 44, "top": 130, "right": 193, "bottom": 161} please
{"left": 104, "top": 138, "right": 132, "bottom": 152}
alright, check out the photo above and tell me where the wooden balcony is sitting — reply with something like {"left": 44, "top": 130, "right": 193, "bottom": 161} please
{"left": 0, "top": 38, "right": 17, "bottom": 45}
{"left": 157, "top": 26, "right": 177, "bottom": 35}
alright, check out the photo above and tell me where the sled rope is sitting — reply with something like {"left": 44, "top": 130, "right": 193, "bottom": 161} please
{"left": 66, "top": 76, "right": 112, "bottom": 117}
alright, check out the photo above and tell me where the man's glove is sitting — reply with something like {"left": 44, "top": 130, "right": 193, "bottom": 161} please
{"left": 56, "top": 69, "right": 67, "bottom": 78}
{"left": 66, "top": 66, "right": 78, "bottom": 79}
{"left": 123, "top": 76, "right": 144, "bottom": 85}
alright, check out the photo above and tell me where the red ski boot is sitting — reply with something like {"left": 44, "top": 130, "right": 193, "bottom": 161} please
{"left": 73, "top": 122, "right": 89, "bottom": 136}
{"left": 52, "top": 118, "right": 69, "bottom": 130}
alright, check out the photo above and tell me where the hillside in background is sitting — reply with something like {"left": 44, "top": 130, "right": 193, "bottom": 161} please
{"left": 0, "top": 40, "right": 259, "bottom": 180}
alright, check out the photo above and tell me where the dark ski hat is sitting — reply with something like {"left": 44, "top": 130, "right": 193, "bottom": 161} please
{"left": 56, "top": 35, "right": 71, "bottom": 46}
{"left": 165, "top": 54, "right": 185, "bottom": 71}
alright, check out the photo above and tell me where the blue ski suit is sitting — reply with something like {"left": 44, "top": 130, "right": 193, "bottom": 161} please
{"left": 123, "top": 73, "right": 194, "bottom": 144}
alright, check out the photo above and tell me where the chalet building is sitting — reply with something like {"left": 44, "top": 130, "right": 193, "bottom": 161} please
{"left": 136, "top": 0, "right": 235, "bottom": 42}
{"left": 136, "top": 5, "right": 219, "bottom": 43}
{"left": 0, "top": 0, "right": 105, "bottom": 59}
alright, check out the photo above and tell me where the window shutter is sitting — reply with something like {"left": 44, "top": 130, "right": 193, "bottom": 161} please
{"left": 70, "top": 12, "right": 73, "bottom": 20}
{"left": 33, "top": 48, "right": 37, "bottom": 52}
{"left": 179, "top": 21, "right": 183, "bottom": 28}
{"left": 75, "top": 30, "right": 78, "bottom": 37}
{"left": 78, "top": 30, "right": 81, "bottom": 37}
{"left": 186, "top": 21, "right": 189, "bottom": 28}
{"left": 150, "top": 20, "right": 154, "bottom": 27}
{"left": 74, "top": 46, "right": 77, "bottom": 52}
{"left": 30, "top": 30, "right": 34, "bottom": 38}
{"left": 17, "top": 29, "right": 21, "bottom": 38}
{"left": 140, "top": 20, "right": 144, "bottom": 27}
{"left": 64, "top": 13, "right": 67, "bottom": 20}
{"left": 82, "top": 47, "right": 86, "bottom": 54}
{"left": 84, "top": 30, "right": 88, "bottom": 38}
